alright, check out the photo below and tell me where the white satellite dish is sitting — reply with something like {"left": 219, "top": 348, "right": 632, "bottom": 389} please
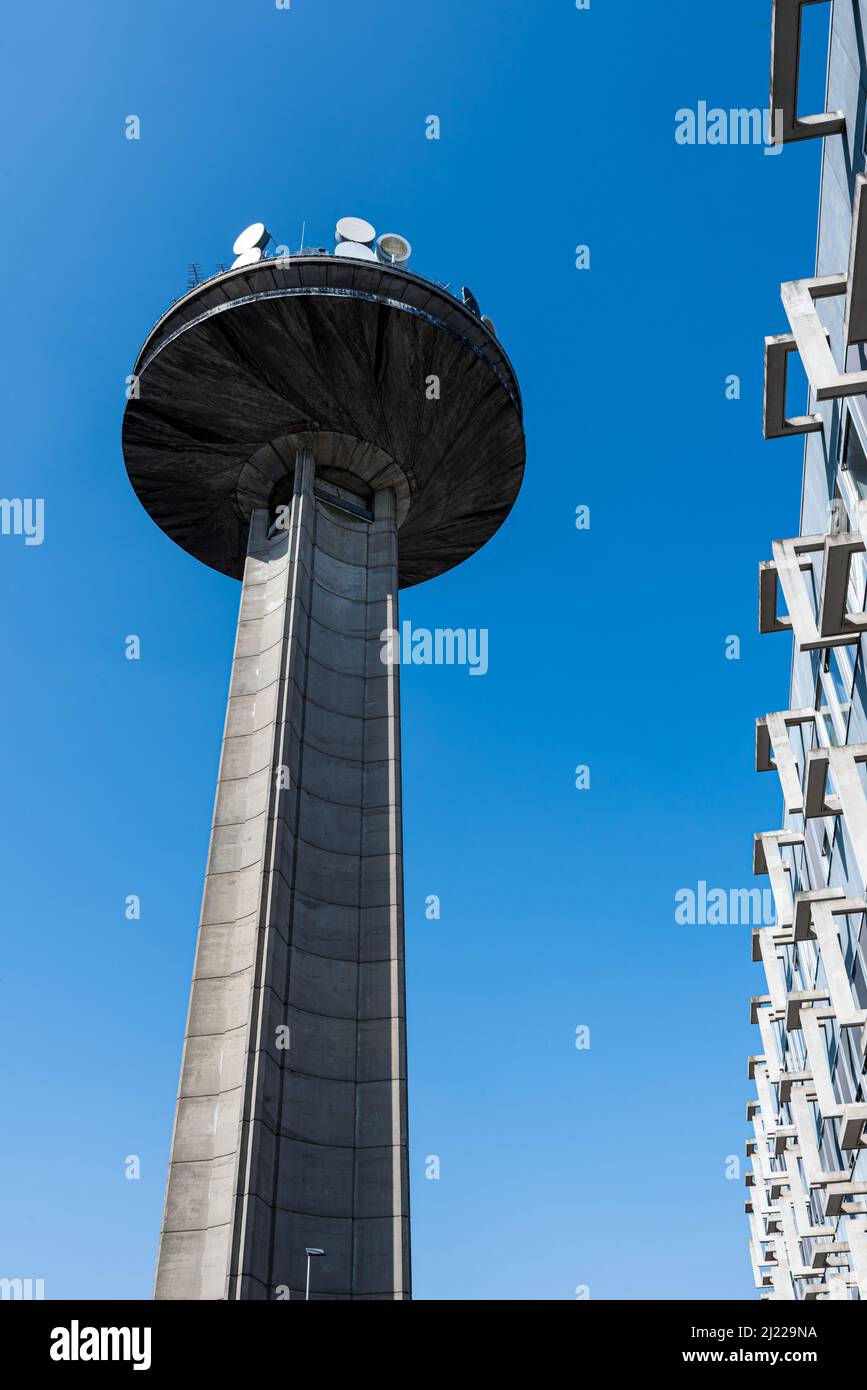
{"left": 334, "top": 241, "right": 378, "bottom": 261}
{"left": 376, "top": 233, "right": 411, "bottom": 268}
{"left": 232, "top": 222, "right": 270, "bottom": 255}
{"left": 335, "top": 216, "right": 376, "bottom": 247}
{"left": 481, "top": 315, "right": 498, "bottom": 337}
{"left": 232, "top": 246, "right": 264, "bottom": 269}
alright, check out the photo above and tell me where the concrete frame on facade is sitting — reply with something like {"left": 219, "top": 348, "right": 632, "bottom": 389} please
{"left": 763, "top": 176, "right": 867, "bottom": 439}
{"left": 764, "top": 333, "right": 825, "bottom": 438}
{"left": 804, "top": 745, "right": 867, "bottom": 894}
{"left": 770, "top": 0, "right": 845, "bottom": 144}
{"left": 755, "top": 710, "right": 820, "bottom": 813}
{"left": 754, "top": 829, "right": 805, "bottom": 927}
{"left": 759, "top": 534, "right": 867, "bottom": 649}
{"left": 791, "top": 891, "right": 867, "bottom": 1029}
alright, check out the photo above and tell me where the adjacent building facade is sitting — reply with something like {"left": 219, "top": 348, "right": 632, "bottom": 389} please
{"left": 750, "top": 0, "right": 867, "bottom": 1298}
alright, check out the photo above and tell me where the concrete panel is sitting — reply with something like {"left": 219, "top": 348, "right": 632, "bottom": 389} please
{"left": 299, "top": 701, "right": 365, "bottom": 759}
{"left": 352, "top": 1217, "right": 409, "bottom": 1297}
{"left": 296, "top": 787, "right": 362, "bottom": 854}
{"left": 279, "top": 1071, "right": 357, "bottom": 1147}
{"left": 358, "top": 905, "right": 401, "bottom": 963}
{"left": 162, "top": 1154, "right": 236, "bottom": 1232}
{"left": 282, "top": 1005, "right": 358, "bottom": 1082}
{"left": 286, "top": 945, "right": 359, "bottom": 1018}
{"left": 155, "top": 1226, "right": 231, "bottom": 1301}
{"left": 208, "top": 817, "right": 270, "bottom": 877}
{"left": 224, "top": 682, "right": 281, "bottom": 738}
{"left": 212, "top": 765, "right": 272, "bottom": 827}
{"left": 193, "top": 914, "right": 262, "bottom": 979}
{"left": 273, "top": 1139, "right": 354, "bottom": 1217}
{"left": 359, "top": 960, "right": 403, "bottom": 1020}
{"left": 284, "top": 890, "right": 360, "bottom": 960}
{"left": 354, "top": 1147, "right": 402, "bottom": 1218}
{"left": 310, "top": 583, "right": 370, "bottom": 637}
{"left": 180, "top": 1029, "right": 248, "bottom": 1097}
{"left": 301, "top": 657, "right": 365, "bottom": 717}
{"left": 311, "top": 547, "right": 367, "bottom": 600}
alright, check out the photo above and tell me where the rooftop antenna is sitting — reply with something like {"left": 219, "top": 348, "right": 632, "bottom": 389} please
{"left": 461, "top": 286, "right": 481, "bottom": 318}
{"left": 231, "top": 222, "right": 272, "bottom": 268}
{"left": 186, "top": 262, "right": 204, "bottom": 291}
{"left": 376, "top": 233, "right": 412, "bottom": 269}
{"left": 335, "top": 216, "right": 376, "bottom": 247}
{"left": 299, "top": 221, "right": 306, "bottom": 254}
{"left": 334, "top": 241, "right": 378, "bottom": 261}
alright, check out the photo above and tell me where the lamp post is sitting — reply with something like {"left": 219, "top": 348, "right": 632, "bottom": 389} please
{"left": 305, "top": 1248, "right": 325, "bottom": 1301}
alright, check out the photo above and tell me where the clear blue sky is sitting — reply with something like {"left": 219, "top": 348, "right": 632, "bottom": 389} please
{"left": 0, "top": 0, "right": 830, "bottom": 1299}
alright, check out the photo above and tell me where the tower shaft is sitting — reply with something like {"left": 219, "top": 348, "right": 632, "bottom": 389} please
{"left": 155, "top": 450, "right": 410, "bottom": 1300}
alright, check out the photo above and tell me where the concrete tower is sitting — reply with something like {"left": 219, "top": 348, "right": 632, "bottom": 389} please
{"left": 122, "top": 229, "right": 525, "bottom": 1300}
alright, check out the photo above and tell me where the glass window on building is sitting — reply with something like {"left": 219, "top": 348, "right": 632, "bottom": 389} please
{"left": 842, "top": 411, "right": 867, "bottom": 498}
{"left": 854, "top": 917, "right": 867, "bottom": 1011}
{"left": 818, "top": 649, "right": 854, "bottom": 743}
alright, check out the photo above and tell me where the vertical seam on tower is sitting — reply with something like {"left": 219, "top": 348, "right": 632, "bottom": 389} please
{"left": 228, "top": 461, "right": 312, "bottom": 1298}
{"left": 386, "top": 513, "right": 404, "bottom": 1299}
{"left": 350, "top": 515, "right": 369, "bottom": 1302}
{"left": 224, "top": 515, "right": 290, "bottom": 1299}
{"left": 268, "top": 462, "right": 315, "bottom": 1296}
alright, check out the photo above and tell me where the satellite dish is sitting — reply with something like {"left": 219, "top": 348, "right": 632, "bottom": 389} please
{"left": 334, "top": 241, "right": 378, "bottom": 261}
{"left": 461, "top": 286, "right": 481, "bottom": 317}
{"left": 232, "top": 247, "right": 264, "bottom": 269}
{"left": 232, "top": 222, "right": 270, "bottom": 255}
{"left": 376, "top": 233, "right": 412, "bottom": 268}
{"left": 335, "top": 216, "right": 376, "bottom": 247}
{"left": 481, "top": 315, "right": 497, "bottom": 337}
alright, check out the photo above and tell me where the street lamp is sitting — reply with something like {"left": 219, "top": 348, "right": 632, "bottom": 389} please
{"left": 304, "top": 1247, "right": 325, "bottom": 1301}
